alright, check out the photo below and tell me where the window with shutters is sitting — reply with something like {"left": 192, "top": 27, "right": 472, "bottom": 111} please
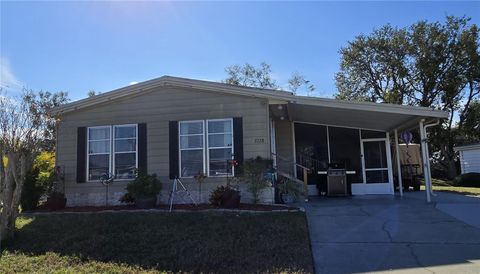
{"left": 87, "top": 124, "right": 137, "bottom": 181}
{"left": 179, "top": 119, "right": 234, "bottom": 177}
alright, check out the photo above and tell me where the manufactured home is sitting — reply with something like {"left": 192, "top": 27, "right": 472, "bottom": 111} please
{"left": 52, "top": 76, "right": 448, "bottom": 206}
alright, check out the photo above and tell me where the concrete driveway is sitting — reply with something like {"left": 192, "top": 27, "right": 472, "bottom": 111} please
{"left": 304, "top": 191, "right": 480, "bottom": 273}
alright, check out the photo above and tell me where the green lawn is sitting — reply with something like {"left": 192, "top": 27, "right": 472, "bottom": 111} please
{"left": 0, "top": 212, "right": 313, "bottom": 274}
{"left": 421, "top": 185, "right": 480, "bottom": 196}
{"left": 421, "top": 178, "right": 480, "bottom": 196}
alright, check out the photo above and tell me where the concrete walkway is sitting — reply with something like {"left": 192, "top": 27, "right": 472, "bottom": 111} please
{"left": 303, "top": 191, "right": 480, "bottom": 274}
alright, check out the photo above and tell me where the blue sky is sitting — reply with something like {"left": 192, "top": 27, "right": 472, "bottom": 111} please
{"left": 1, "top": 1, "right": 479, "bottom": 101}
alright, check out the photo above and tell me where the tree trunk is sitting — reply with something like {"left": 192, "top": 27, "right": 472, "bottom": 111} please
{"left": 446, "top": 158, "right": 457, "bottom": 180}
{"left": 0, "top": 152, "right": 28, "bottom": 242}
{"left": 0, "top": 166, "right": 18, "bottom": 241}
{"left": 441, "top": 145, "right": 458, "bottom": 180}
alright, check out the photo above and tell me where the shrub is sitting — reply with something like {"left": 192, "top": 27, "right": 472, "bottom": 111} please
{"left": 125, "top": 171, "right": 161, "bottom": 199}
{"left": 119, "top": 192, "right": 135, "bottom": 204}
{"left": 208, "top": 185, "right": 240, "bottom": 208}
{"left": 209, "top": 185, "right": 230, "bottom": 206}
{"left": 20, "top": 168, "right": 42, "bottom": 211}
{"left": 241, "top": 157, "right": 273, "bottom": 204}
{"left": 21, "top": 151, "right": 56, "bottom": 210}
{"left": 453, "top": 172, "right": 480, "bottom": 188}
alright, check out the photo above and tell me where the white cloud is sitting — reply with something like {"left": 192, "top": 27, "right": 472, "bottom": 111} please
{"left": 129, "top": 81, "right": 138, "bottom": 85}
{"left": 0, "top": 56, "right": 23, "bottom": 93}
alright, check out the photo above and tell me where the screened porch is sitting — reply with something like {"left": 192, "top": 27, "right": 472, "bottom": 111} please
{"left": 269, "top": 99, "right": 448, "bottom": 201}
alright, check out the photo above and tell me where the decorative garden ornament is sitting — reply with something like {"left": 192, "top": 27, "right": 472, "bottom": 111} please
{"left": 401, "top": 131, "right": 413, "bottom": 144}
{"left": 100, "top": 173, "right": 114, "bottom": 207}
{"left": 194, "top": 171, "right": 206, "bottom": 201}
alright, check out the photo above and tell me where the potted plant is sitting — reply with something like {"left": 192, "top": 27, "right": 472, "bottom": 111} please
{"left": 124, "top": 171, "right": 161, "bottom": 209}
{"left": 222, "top": 187, "right": 241, "bottom": 208}
{"left": 45, "top": 191, "right": 67, "bottom": 211}
{"left": 45, "top": 166, "right": 67, "bottom": 211}
{"left": 278, "top": 178, "right": 301, "bottom": 204}
{"left": 224, "top": 171, "right": 241, "bottom": 208}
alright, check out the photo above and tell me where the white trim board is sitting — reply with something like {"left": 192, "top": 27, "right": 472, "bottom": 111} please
{"left": 351, "top": 183, "right": 394, "bottom": 195}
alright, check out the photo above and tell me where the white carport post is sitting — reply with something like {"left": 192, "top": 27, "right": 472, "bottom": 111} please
{"left": 424, "top": 119, "right": 440, "bottom": 199}
{"left": 394, "top": 129, "right": 403, "bottom": 197}
{"left": 419, "top": 119, "right": 432, "bottom": 203}
{"left": 386, "top": 132, "right": 395, "bottom": 194}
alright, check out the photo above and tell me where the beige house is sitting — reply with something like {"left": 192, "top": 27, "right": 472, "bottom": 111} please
{"left": 52, "top": 76, "right": 448, "bottom": 206}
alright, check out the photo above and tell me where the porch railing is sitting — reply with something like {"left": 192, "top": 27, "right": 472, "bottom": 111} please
{"left": 271, "top": 152, "right": 310, "bottom": 202}
{"left": 296, "top": 152, "right": 325, "bottom": 176}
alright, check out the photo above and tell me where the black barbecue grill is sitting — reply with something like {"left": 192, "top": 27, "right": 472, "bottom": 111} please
{"left": 327, "top": 167, "right": 348, "bottom": 196}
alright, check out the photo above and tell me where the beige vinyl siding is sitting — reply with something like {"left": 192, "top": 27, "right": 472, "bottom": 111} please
{"left": 274, "top": 120, "right": 294, "bottom": 175}
{"left": 57, "top": 86, "right": 271, "bottom": 205}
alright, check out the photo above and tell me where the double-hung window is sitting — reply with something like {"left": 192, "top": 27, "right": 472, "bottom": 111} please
{"left": 114, "top": 125, "right": 137, "bottom": 179}
{"left": 87, "top": 126, "right": 111, "bottom": 181}
{"left": 207, "top": 119, "right": 233, "bottom": 176}
{"left": 87, "top": 124, "right": 137, "bottom": 181}
{"left": 179, "top": 121, "right": 205, "bottom": 177}
{"left": 179, "top": 119, "right": 234, "bottom": 177}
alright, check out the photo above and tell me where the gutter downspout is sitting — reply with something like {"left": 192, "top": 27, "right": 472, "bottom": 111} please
{"left": 423, "top": 119, "right": 440, "bottom": 199}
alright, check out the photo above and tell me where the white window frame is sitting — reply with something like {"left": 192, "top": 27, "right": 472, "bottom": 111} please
{"left": 86, "top": 126, "right": 111, "bottom": 182}
{"left": 113, "top": 124, "right": 138, "bottom": 180}
{"left": 86, "top": 124, "right": 138, "bottom": 182}
{"left": 179, "top": 120, "right": 206, "bottom": 178}
{"left": 360, "top": 138, "right": 389, "bottom": 184}
{"left": 206, "top": 118, "right": 234, "bottom": 177}
{"left": 178, "top": 118, "right": 234, "bottom": 178}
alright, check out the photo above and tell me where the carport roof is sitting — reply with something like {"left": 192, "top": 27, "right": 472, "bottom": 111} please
{"left": 285, "top": 101, "right": 445, "bottom": 132}
{"left": 51, "top": 75, "right": 448, "bottom": 131}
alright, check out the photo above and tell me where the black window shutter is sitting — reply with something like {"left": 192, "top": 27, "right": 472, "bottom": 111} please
{"left": 76, "top": 127, "right": 87, "bottom": 183}
{"left": 137, "top": 123, "right": 147, "bottom": 174}
{"left": 169, "top": 121, "right": 179, "bottom": 179}
{"left": 233, "top": 117, "right": 244, "bottom": 177}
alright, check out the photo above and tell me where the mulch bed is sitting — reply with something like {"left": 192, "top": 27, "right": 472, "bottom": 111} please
{"left": 29, "top": 203, "right": 299, "bottom": 213}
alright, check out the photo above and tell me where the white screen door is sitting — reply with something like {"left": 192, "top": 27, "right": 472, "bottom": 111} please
{"left": 361, "top": 139, "right": 389, "bottom": 184}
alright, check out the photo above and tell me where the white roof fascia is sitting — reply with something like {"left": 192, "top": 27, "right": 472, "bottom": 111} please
{"left": 290, "top": 96, "right": 448, "bottom": 119}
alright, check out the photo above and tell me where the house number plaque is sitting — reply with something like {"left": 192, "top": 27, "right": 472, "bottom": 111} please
{"left": 254, "top": 138, "right": 265, "bottom": 144}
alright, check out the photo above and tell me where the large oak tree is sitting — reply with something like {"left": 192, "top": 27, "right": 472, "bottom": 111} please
{"left": 224, "top": 62, "right": 315, "bottom": 95}
{"left": 335, "top": 16, "right": 480, "bottom": 178}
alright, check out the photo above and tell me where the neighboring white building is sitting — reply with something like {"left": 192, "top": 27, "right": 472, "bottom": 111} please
{"left": 454, "top": 144, "right": 480, "bottom": 174}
